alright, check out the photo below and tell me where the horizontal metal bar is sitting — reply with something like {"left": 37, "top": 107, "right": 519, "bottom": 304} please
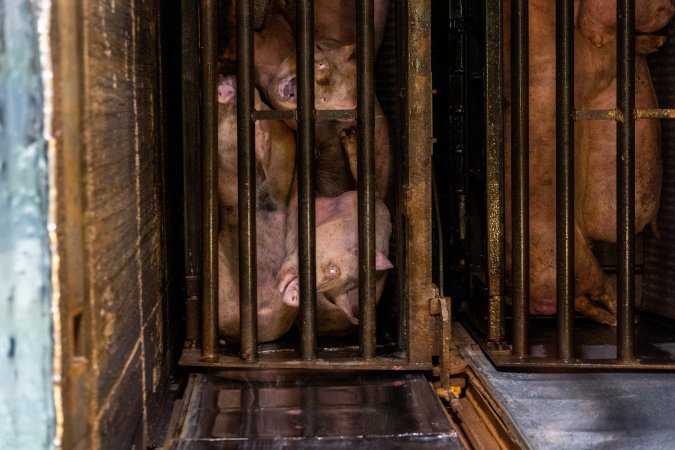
{"left": 575, "top": 108, "right": 675, "bottom": 121}
{"left": 635, "top": 108, "right": 675, "bottom": 119}
{"left": 252, "top": 109, "right": 357, "bottom": 121}
{"left": 179, "top": 348, "right": 430, "bottom": 370}
{"left": 253, "top": 109, "right": 296, "bottom": 121}
{"left": 317, "top": 109, "right": 357, "bottom": 121}
{"left": 486, "top": 354, "right": 675, "bottom": 371}
{"left": 574, "top": 109, "right": 624, "bottom": 121}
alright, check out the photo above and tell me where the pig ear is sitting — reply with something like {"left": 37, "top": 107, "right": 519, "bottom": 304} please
{"left": 218, "top": 76, "right": 236, "bottom": 104}
{"left": 340, "top": 44, "right": 356, "bottom": 61}
{"left": 375, "top": 250, "right": 393, "bottom": 271}
{"left": 349, "top": 247, "right": 394, "bottom": 271}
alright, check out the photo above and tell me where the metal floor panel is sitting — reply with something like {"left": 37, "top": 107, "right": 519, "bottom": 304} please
{"left": 165, "top": 371, "right": 461, "bottom": 449}
{"left": 458, "top": 342, "right": 675, "bottom": 449}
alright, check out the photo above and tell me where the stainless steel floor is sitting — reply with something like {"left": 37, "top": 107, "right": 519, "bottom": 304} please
{"left": 459, "top": 340, "right": 675, "bottom": 449}
{"left": 165, "top": 371, "right": 462, "bottom": 449}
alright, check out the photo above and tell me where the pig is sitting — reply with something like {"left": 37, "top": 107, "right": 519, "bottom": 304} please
{"left": 253, "top": 15, "right": 394, "bottom": 202}
{"left": 217, "top": 75, "right": 299, "bottom": 342}
{"left": 502, "top": 0, "right": 671, "bottom": 325}
{"left": 276, "top": 190, "right": 393, "bottom": 335}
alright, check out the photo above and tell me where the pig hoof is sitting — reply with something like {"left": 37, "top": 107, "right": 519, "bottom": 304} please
{"left": 575, "top": 295, "right": 617, "bottom": 326}
{"left": 340, "top": 127, "right": 357, "bottom": 146}
{"left": 636, "top": 34, "right": 667, "bottom": 55}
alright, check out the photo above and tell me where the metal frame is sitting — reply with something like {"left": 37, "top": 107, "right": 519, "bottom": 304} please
{"left": 478, "top": 0, "right": 675, "bottom": 370}
{"left": 180, "top": 0, "right": 439, "bottom": 371}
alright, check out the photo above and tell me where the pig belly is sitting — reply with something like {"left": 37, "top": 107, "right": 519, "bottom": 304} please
{"left": 218, "top": 212, "right": 298, "bottom": 343}
{"left": 576, "top": 55, "right": 662, "bottom": 241}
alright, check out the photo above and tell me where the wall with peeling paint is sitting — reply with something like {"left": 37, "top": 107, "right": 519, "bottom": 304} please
{"left": 0, "top": 0, "right": 55, "bottom": 449}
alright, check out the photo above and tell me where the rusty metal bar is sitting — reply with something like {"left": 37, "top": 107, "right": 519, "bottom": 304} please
{"left": 511, "top": 0, "right": 530, "bottom": 358}
{"left": 485, "top": 0, "right": 505, "bottom": 343}
{"left": 237, "top": 0, "right": 258, "bottom": 361}
{"left": 635, "top": 109, "right": 675, "bottom": 119}
{"left": 574, "top": 109, "right": 624, "bottom": 121}
{"left": 575, "top": 108, "right": 675, "bottom": 121}
{"left": 182, "top": 0, "right": 202, "bottom": 348}
{"left": 200, "top": 0, "right": 219, "bottom": 358}
{"left": 616, "top": 0, "right": 636, "bottom": 362}
{"left": 253, "top": 109, "right": 356, "bottom": 122}
{"left": 357, "top": 0, "right": 377, "bottom": 360}
{"left": 556, "top": 0, "right": 575, "bottom": 362}
{"left": 316, "top": 109, "right": 357, "bottom": 121}
{"left": 253, "top": 109, "right": 296, "bottom": 121}
{"left": 296, "top": 0, "right": 318, "bottom": 361}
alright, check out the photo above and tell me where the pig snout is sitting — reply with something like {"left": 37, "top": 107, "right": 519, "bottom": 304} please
{"left": 217, "top": 76, "right": 236, "bottom": 105}
{"left": 267, "top": 70, "right": 297, "bottom": 111}
{"left": 277, "top": 76, "right": 296, "bottom": 104}
{"left": 277, "top": 260, "right": 300, "bottom": 307}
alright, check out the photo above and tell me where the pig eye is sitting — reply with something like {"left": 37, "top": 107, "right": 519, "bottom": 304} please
{"left": 320, "top": 96, "right": 327, "bottom": 103}
{"left": 326, "top": 264, "right": 340, "bottom": 278}
{"left": 315, "top": 61, "right": 332, "bottom": 81}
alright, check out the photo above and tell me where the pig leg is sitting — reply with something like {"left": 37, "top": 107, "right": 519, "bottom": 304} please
{"left": 636, "top": 34, "right": 667, "bottom": 55}
{"left": 574, "top": 229, "right": 618, "bottom": 326}
{"left": 339, "top": 101, "right": 394, "bottom": 202}
{"left": 340, "top": 127, "right": 359, "bottom": 185}
{"left": 315, "top": 122, "right": 356, "bottom": 197}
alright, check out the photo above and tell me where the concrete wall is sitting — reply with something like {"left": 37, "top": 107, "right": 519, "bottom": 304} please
{"left": 0, "top": 0, "right": 55, "bottom": 448}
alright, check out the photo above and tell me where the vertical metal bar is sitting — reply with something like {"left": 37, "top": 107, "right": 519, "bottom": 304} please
{"left": 617, "top": 0, "right": 636, "bottom": 362}
{"left": 296, "top": 0, "right": 317, "bottom": 361}
{"left": 485, "top": 0, "right": 505, "bottom": 343}
{"left": 357, "top": 0, "right": 377, "bottom": 360}
{"left": 511, "top": 0, "right": 530, "bottom": 358}
{"left": 200, "top": 0, "right": 218, "bottom": 358}
{"left": 182, "top": 0, "right": 202, "bottom": 347}
{"left": 237, "top": 0, "right": 258, "bottom": 361}
{"left": 395, "top": 0, "right": 408, "bottom": 356}
{"left": 556, "top": 0, "right": 575, "bottom": 362}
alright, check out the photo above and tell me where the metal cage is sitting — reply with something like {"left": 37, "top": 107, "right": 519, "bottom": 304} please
{"left": 178, "top": 0, "right": 447, "bottom": 373}
{"left": 461, "top": 0, "right": 675, "bottom": 370}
